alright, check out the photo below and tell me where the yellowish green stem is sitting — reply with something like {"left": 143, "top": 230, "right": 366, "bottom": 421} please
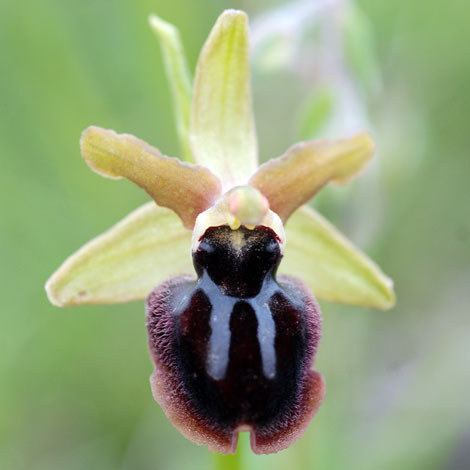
{"left": 214, "top": 452, "right": 241, "bottom": 470}
{"left": 213, "top": 432, "right": 248, "bottom": 470}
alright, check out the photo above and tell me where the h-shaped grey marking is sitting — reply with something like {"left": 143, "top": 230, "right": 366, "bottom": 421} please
{"left": 198, "top": 270, "right": 280, "bottom": 381}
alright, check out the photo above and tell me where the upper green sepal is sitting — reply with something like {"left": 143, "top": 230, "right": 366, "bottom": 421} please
{"left": 190, "top": 10, "right": 258, "bottom": 188}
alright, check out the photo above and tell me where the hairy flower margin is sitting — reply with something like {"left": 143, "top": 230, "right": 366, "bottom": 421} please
{"left": 46, "top": 10, "right": 395, "bottom": 455}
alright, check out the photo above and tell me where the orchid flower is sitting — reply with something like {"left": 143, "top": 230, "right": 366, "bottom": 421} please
{"left": 45, "top": 10, "right": 395, "bottom": 455}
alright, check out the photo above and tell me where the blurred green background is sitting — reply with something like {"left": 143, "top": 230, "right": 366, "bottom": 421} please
{"left": 1, "top": 0, "right": 469, "bottom": 469}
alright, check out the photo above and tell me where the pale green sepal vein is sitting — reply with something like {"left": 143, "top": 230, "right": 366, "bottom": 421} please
{"left": 190, "top": 10, "right": 258, "bottom": 189}
{"left": 149, "top": 14, "right": 194, "bottom": 162}
{"left": 280, "top": 205, "right": 395, "bottom": 310}
{"left": 46, "top": 202, "right": 193, "bottom": 306}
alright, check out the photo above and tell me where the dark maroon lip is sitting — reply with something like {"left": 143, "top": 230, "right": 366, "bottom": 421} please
{"left": 146, "top": 225, "right": 324, "bottom": 454}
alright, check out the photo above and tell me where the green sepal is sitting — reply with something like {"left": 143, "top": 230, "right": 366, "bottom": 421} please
{"left": 46, "top": 202, "right": 193, "bottom": 306}
{"left": 280, "top": 205, "right": 395, "bottom": 309}
{"left": 190, "top": 10, "right": 258, "bottom": 188}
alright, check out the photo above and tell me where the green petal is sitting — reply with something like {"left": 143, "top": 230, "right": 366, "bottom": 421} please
{"left": 250, "top": 132, "right": 375, "bottom": 222}
{"left": 46, "top": 202, "right": 193, "bottom": 306}
{"left": 81, "top": 126, "right": 222, "bottom": 229}
{"left": 190, "top": 9, "right": 257, "bottom": 188}
{"left": 279, "top": 206, "right": 395, "bottom": 310}
{"left": 149, "top": 14, "right": 193, "bottom": 161}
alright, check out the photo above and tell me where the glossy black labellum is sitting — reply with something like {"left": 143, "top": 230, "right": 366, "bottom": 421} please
{"left": 146, "top": 225, "right": 324, "bottom": 454}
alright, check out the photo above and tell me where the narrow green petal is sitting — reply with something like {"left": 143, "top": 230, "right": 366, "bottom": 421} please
{"left": 149, "top": 14, "right": 193, "bottom": 161}
{"left": 280, "top": 206, "right": 395, "bottom": 310}
{"left": 46, "top": 202, "right": 194, "bottom": 306}
{"left": 81, "top": 126, "right": 222, "bottom": 229}
{"left": 190, "top": 9, "right": 257, "bottom": 188}
{"left": 250, "top": 132, "right": 375, "bottom": 222}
